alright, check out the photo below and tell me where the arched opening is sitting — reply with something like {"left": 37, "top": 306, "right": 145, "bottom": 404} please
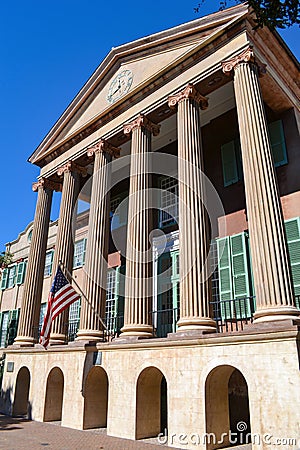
{"left": 136, "top": 366, "right": 168, "bottom": 440}
{"left": 83, "top": 366, "right": 109, "bottom": 429}
{"left": 44, "top": 367, "right": 64, "bottom": 422}
{"left": 13, "top": 367, "right": 30, "bottom": 417}
{"left": 205, "top": 365, "right": 251, "bottom": 449}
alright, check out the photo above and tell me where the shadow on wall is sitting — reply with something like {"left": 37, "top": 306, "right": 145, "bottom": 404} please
{"left": 0, "top": 386, "right": 13, "bottom": 416}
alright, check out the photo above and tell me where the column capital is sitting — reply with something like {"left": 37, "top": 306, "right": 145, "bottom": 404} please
{"left": 222, "top": 46, "right": 266, "bottom": 76}
{"left": 123, "top": 114, "right": 160, "bottom": 137}
{"left": 168, "top": 84, "right": 208, "bottom": 110}
{"left": 87, "top": 139, "right": 121, "bottom": 158}
{"left": 32, "top": 177, "right": 62, "bottom": 192}
{"left": 57, "top": 160, "right": 87, "bottom": 177}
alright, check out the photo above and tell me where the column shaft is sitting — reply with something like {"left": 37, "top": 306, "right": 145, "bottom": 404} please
{"left": 14, "top": 178, "right": 57, "bottom": 345}
{"left": 50, "top": 162, "right": 83, "bottom": 344}
{"left": 77, "top": 140, "right": 120, "bottom": 341}
{"left": 169, "top": 84, "right": 216, "bottom": 332}
{"left": 121, "top": 115, "right": 160, "bottom": 337}
{"left": 223, "top": 47, "right": 299, "bottom": 321}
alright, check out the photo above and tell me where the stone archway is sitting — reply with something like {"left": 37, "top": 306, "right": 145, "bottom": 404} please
{"left": 205, "top": 365, "right": 251, "bottom": 449}
{"left": 13, "top": 367, "right": 30, "bottom": 417}
{"left": 44, "top": 367, "right": 64, "bottom": 422}
{"left": 136, "top": 366, "right": 168, "bottom": 440}
{"left": 83, "top": 366, "right": 109, "bottom": 429}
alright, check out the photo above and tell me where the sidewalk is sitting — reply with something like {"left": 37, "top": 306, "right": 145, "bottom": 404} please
{"left": 0, "top": 414, "right": 173, "bottom": 450}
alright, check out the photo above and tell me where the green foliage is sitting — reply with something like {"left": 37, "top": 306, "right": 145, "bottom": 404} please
{"left": 0, "top": 251, "right": 13, "bottom": 268}
{"left": 195, "top": 0, "right": 300, "bottom": 29}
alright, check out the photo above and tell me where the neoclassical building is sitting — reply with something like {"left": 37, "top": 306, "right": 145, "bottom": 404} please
{"left": 1, "top": 4, "right": 300, "bottom": 449}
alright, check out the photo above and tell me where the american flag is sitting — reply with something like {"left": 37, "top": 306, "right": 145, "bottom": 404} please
{"left": 40, "top": 266, "right": 80, "bottom": 349}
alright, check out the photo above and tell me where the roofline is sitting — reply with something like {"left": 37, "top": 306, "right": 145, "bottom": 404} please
{"left": 28, "top": 3, "right": 249, "bottom": 165}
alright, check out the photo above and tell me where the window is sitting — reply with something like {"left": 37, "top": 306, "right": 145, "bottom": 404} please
{"left": 68, "top": 299, "right": 81, "bottom": 341}
{"left": 155, "top": 250, "right": 180, "bottom": 337}
{"left": 221, "top": 120, "right": 287, "bottom": 187}
{"left": 39, "top": 303, "right": 47, "bottom": 329}
{"left": 44, "top": 251, "right": 54, "bottom": 277}
{"left": 7, "top": 265, "right": 16, "bottom": 289}
{"left": 106, "top": 268, "right": 118, "bottom": 333}
{"left": 217, "top": 232, "right": 254, "bottom": 319}
{"left": 0, "top": 312, "right": 9, "bottom": 347}
{"left": 285, "top": 218, "right": 300, "bottom": 301}
{"left": 16, "top": 260, "right": 27, "bottom": 285}
{"left": 73, "top": 239, "right": 87, "bottom": 268}
{"left": 7, "top": 309, "right": 20, "bottom": 346}
{"left": 0, "top": 268, "right": 8, "bottom": 290}
{"left": 110, "top": 195, "right": 128, "bottom": 230}
{"left": 269, "top": 120, "right": 288, "bottom": 167}
{"left": 221, "top": 139, "right": 242, "bottom": 187}
{"left": 159, "top": 177, "right": 179, "bottom": 228}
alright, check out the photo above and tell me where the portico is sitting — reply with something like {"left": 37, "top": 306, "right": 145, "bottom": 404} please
{"left": 2, "top": 4, "right": 300, "bottom": 449}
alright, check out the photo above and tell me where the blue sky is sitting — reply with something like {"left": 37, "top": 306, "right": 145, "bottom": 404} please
{"left": 0, "top": 0, "right": 299, "bottom": 252}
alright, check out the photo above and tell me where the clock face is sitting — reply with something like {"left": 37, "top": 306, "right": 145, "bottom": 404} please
{"left": 106, "top": 69, "right": 133, "bottom": 104}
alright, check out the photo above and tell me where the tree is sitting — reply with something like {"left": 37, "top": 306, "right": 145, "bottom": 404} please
{"left": 0, "top": 251, "right": 13, "bottom": 269}
{"left": 195, "top": 0, "right": 300, "bottom": 29}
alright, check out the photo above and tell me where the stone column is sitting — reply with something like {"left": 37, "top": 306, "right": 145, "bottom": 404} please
{"left": 14, "top": 178, "right": 61, "bottom": 346}
{"left": 49, "top": 161, "right": 86, "bottom": 344}
{"left": 222, "top": 47, "right": 299, "bottom": 322}
{"left": 76, "top": 140, "right": 120, "bottom": 341}
{"left": 168, "top": 84, "right": 216, "bottom": 333}
{"left": 120, "top": 115, "right": 160, "bottom": 337}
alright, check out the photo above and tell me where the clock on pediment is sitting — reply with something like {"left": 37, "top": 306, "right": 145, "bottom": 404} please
{"left": 106, "top": 69, "right": 133, "bottom": 104}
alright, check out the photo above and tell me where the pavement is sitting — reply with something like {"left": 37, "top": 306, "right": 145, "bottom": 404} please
{"left": 0, "top": 414, "right": 174, "bottom": 450}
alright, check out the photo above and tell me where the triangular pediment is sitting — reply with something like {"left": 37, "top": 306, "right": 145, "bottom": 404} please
{"left": 29, "top": 3, "right": 249, "bottom": 166}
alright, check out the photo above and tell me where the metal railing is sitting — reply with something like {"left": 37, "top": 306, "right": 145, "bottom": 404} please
{"left": 26, "top": 294, "right": 300, "bottom": 344}
{"left": 150, "top": 308, "right": 179, "bottom": 337}
{"left": 210, "top": 296, "right": 256, "bottom": 333}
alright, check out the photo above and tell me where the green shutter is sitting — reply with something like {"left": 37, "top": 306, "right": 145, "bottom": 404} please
{"left": 0, "top": 269, "right": 8, "bottom": 290}
{"left": 269, "top": 120, "right": 288, "bottom": 167}
{"left": 16, "top": 262, "right": 26, "bottom": 285}
{"left": 230, "top": 233, "right": 252, "bottom": 318}
{"left": 221, "top": 141, "right": 239, "bottom": 187}
{"left": 217, "top": 237, "right": 233, "bottom": 318}
{"left": 285, "top": 218, "right": 300, "bottom": 299}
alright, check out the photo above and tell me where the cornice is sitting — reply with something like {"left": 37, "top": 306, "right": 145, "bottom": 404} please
{"left": 28, "top": 5, "right": 249, "bottom": 167}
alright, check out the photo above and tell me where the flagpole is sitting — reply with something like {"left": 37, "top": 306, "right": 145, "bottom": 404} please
{"left": 58, "top": 260, "right": 110, "bottom": 337}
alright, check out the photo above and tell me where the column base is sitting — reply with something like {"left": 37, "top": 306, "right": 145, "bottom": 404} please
{"left": 76, "top": 330, "right": 104, "bottom": 342}
{"left": 13, "top": 336, "right": 36, "bottom": 347}
{"left": 49, "top": 333, "right": 67, "bottom": 345}
{"left": 176, "top": 317, "right": 217, "bottom": 333}
{"left": 254, "top": 305, "right": 300, "bottom": 323}
{"left": 120, "top": 324, "right": 153, "bottom": 338}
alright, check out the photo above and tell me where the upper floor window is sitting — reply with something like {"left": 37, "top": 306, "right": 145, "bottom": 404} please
{"left": 73, "top": 239, "right": 87, "bottom": 268}
{"left": 44, "top": 250, "right": 54, "bottom": 277}
{"left": 110, "top": 195, "right": 128, "bottom": 230}
{"left": 7, "top": 265, "right": 16, "bottom": 289}
{"left": 159, "top": 177, "right": 179, "bottom": 228}
{"left": 221, "top": 120, "right": 288, "bottom": 187}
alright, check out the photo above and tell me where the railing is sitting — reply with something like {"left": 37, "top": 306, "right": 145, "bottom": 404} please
{"left": 210, "top": 296, "right": 256, "bottom": 333}
{"left": 19, "top": 294, "right": 300, "bottom": 346}
{"left": 150, "top": 308, "right": 179, "bottom": 337}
